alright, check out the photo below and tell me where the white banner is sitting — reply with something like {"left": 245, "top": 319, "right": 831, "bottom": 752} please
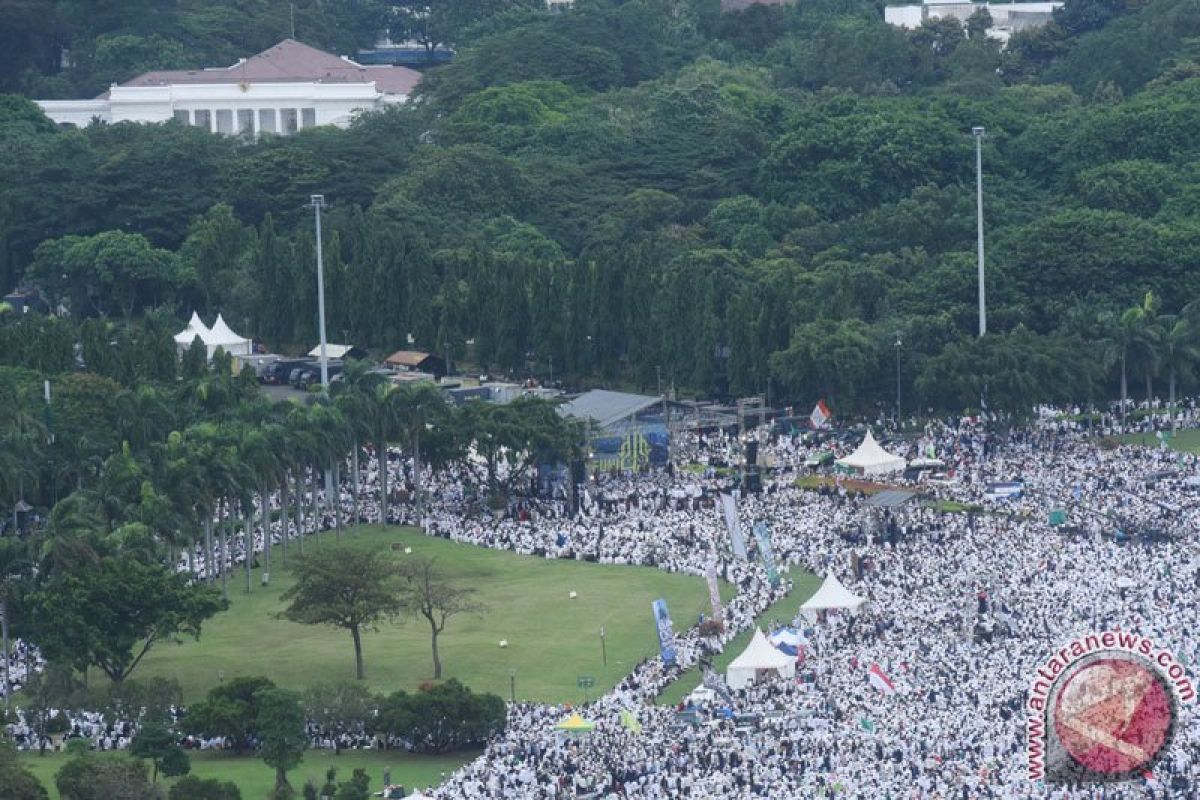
{"left": 721, "top": 493, "right": 747, "bottom": 559}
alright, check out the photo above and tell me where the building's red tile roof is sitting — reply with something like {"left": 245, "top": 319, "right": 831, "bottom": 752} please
{"left": 118, "top": 39, "right": 421, "bottom": 95}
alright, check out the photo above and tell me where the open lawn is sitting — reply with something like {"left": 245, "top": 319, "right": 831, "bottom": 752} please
{"left": 120, "top": 526, "right": 727, "bottom": 705}
{"left": 655, "top": 570, "right": 822, "bottom": 706}
{"left": 1118, "top": 428, "right": 1200, "bottom": 454}
{"left": 19, "top": 748, "right": 474, "bottom": 800}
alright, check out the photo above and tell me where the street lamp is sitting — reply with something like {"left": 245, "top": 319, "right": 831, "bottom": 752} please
{"left": 894, "top": 334, "right": 902, "bottom": 424}
{"left": 508, "top": 668, "right": 516, "bottom": 704}
{"left": 972, "top": 127, "right": 986, "bottom": 337}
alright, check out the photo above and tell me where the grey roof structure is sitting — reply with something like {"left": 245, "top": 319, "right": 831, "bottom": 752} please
{"left": 864, "top": 490, "right": 918, "bottom": 508}
{"left": 559, "top": 389, "right": 663, "bottom": 429}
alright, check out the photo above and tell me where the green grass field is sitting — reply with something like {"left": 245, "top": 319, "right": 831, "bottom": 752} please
{"left": 1118, "top": 428, "right": 1200, "bottom": 454}
{"left": 19, "top": 748, "right": 473, "bottom": 800}
{"left": 121, "top": 525, "right": 725, "bottom": 705}
{"left": 655, "top": 570, "right": 822, "bottom": 706}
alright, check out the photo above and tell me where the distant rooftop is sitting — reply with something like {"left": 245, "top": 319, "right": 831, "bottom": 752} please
{"left": 113, "top": 39, "right": 421, "bottom": 97}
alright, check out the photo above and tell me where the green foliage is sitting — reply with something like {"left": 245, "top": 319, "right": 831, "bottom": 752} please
{"left": 0, "top": 739, "right": 48, "bottom": 800}
{"left": 27, "top": 555, "right": 228, "bottom": 683}
{"left": 131, "top": 723, "right": 190, "bottom": 782}
{"left": 279, "top": 546, "right": 405, "bottom": 680}
{"left": 169, "top": 775, "right": 243, "bottom": 800}
{"left": 181, "top": 676, "right": 277, "bottom": 755}
{"left": 377, "top": 679, "right": 506, "bottom": 754}
{"left": 55, "top": 752, "right": 163, "bottom": 800}
{"left": 255, "top": 687, "right": 307, "bottom": 793}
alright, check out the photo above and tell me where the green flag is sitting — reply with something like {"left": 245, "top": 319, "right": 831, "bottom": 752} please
{"left": 620, "top": 709, "right": 642, "bottom": 734}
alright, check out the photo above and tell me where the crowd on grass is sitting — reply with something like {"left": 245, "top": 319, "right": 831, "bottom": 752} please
{"left": 5, "top": 399, "right": 1200, "bottom": 798}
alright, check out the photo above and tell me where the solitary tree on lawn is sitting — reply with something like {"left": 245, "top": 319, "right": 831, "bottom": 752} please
{"left": 278, "top": 546, "right": 403, "bottom": 680}
{"left": 397, "top": 556, "right": 487, "bottom": 680}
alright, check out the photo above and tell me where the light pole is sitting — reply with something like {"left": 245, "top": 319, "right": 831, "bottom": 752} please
{"left": 310, "top": 194, "right": 330, "bottom": 390}
{"left": 508, "top": 668, "right": 516, "bottom": 704}
{"left": 894, "top": 334, "right": 902, "bottom": 425}
{"left": 600, "top": 625, "right": 607, "bottom": 667}
{"left": 972, "top": 127, "right": 986, "bottom": 337}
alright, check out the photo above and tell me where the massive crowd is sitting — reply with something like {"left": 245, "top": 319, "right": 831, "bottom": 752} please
{"left": 5, "top": 399, "right": 1200, "bottom": 798}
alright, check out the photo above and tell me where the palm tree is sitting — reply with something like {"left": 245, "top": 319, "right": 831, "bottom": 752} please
{"left": 367, "top": 383, "right": 405, "bottom": 526}
{"left": 333, "top": 361, "right": 384, "bottom": 530}
{"left": 394, "top": 382, "right": 449, "bottom": 521}
{"left": 1121, "top": 291, "right": 1162, "bottom": 407}
{"left": 1158, "top": 312, "right": 1200, "bottom": 430}
{"left": 115, "top": 385, "right": 173, "bottom": 453}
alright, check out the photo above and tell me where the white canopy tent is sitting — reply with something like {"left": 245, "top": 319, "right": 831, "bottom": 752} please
{"left": 207, "top": 314, "right": 253, "bottom": 357}
{"left": 800, "top": 573, "right": 867, "bottom": 612}
{"left": 835, "top": 430, "right": 905, "bottom": 476}
{"left": 726, "top": 628, "right": 795, "bottom": 690}
{"left": 175, "top": 313, "right": 252, "bottom": 359}
{"left": 173, "top": 312, "right": 212, "bottom": 352}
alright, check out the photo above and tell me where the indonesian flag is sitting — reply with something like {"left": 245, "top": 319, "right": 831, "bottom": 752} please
{"left": 868, "top": 663, "right": 896, "bottom": 696}
{"left": 810, "top": 399, "right": 832, "bottom": 430}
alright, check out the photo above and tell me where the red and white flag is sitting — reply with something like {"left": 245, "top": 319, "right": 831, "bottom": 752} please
{"left": 867, "top": 663, "right": 896, "bottom": 696}
{"left": 809, "top": 399, "right": 832, "bottom": 430}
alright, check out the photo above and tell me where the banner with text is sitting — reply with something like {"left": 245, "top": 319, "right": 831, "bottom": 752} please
{"left": 753, "top": 521, "right": 780, "bottom": 586}
{"left": 652, "top": 598, "right": 678, "bottom": 666}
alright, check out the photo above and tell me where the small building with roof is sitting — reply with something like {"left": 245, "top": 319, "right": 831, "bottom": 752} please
{"left": 36, "top": 39, "right": 421, "bottom": 132}
{"left": 384, "top": 350, "right": 446, "bottom": 378}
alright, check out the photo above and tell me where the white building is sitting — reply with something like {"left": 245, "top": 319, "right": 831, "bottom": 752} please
{"left": 36, "top": 39, "right": 422, "bottom": 133}
{"left": 884, "top": 0, "right": 1062, "bottom": 43}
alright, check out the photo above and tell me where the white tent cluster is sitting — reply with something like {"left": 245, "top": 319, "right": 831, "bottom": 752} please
{"left": 174, "top": 312, "right": 252, "bottom": 359}
{"left": 835, "top": 429, "right": 905, "bottom": 475}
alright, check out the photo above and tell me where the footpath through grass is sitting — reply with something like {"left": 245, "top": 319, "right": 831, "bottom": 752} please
{"left": 128, "top": 525, "right": 720, "bottom": 705}
{"left": 19, "top": 748, "right": 474, "bottom": 800}
{"left": 655, "top": 570, "right": 822, "bottom": 706}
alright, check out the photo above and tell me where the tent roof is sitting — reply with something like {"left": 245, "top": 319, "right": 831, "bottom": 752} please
{"left": 555, "top": 712, "right": 595, "bottom": 731}
{"left": 174, "top": 312, "right": 213, "bottom": 345}
{"left": 208, "top": 314, "right": 250, "bottom": 346}
{"left": 728, "top": 628, "right": 795, "bottom": 671}
{"left": 560, "top": 389, "right": 662, "bottom": 428}
{"left": 801, "top": 574, "right": 866, "bottom": 611}
{"left": 308, "top": 343, "right": 357, "bottom": 359}
{"left": 835, "top": 429, "right": 905, "bottom": 471}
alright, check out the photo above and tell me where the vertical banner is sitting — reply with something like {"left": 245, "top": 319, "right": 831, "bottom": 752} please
{"left": 652, "top": 599, "right": 677, "bottom": 666}
{"left": 705, "top": 560, "right": 723, "bottom": 622}
{"left": 753, "top": 522, "right": 780, "bottom": 586}
{"left": 720, "top": 493, "right": 747, "bottom": 559}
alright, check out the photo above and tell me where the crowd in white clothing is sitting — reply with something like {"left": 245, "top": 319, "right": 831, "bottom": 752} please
{"left": 4, "top": 399, "right": 1200, "bottom": 798}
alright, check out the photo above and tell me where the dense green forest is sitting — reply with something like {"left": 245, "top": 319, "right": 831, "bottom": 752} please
{"left": 3, "top": 0, "right": 1200, "bottom": 412}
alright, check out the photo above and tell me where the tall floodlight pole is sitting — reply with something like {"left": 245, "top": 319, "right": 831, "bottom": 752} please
{"left": 973, "top": 127, "right": 986, "bottom": 337}
{"left": 310, "top": 195, "right": 329, "bottom": 389}
{"left": 311, "top": 195, "right": 334, "bottom": 504}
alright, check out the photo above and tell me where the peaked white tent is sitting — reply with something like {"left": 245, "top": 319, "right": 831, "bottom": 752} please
{"left": 801, "top": 574, "right": 866, "bottom": 612}
{"left": 207, "top": 314, "right": 253, "bottom": 357}
{"left": 726, "top": 628, "right": 796, "bottom": 690}
{"left": 174, "top": 312, "right": 212, "bottom": 352}
{"left": 835, "top": 430, "right": 905, "bottom": 476}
